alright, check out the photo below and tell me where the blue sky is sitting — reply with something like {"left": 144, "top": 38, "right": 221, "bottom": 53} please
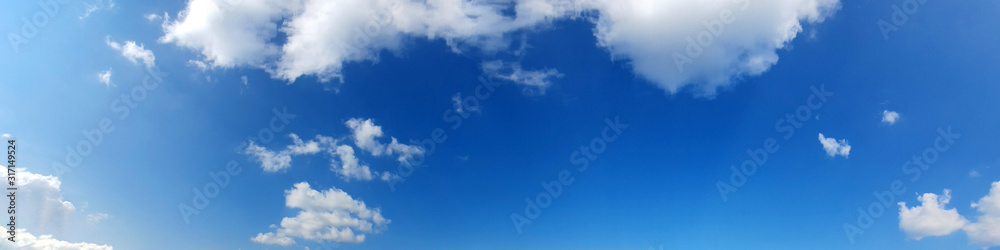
{"left": 2, "top": 0, "right": 1000, "bottom": 249}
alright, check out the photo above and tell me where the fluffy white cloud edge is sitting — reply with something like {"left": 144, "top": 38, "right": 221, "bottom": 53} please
{"left": 252, "top": 182, "right": 389, "bottom": 246}
{"left": 818, "top": 133, "right": 850, "bottom": 158}
{"left": 159, "top": 0, "right": 841, "bottom": 96}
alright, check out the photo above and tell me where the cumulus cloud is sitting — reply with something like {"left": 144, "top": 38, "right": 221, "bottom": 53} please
{"left": 0, "top": 171, "right": 112, "bottom": 249}
{"left": 1, "top": 133, "right": 10, "bottom": 138}
{"left": 97, "top": 68, "right": 113, "bottom": 87}
{"left": 106, "top": 37, "right": 156, "bottom": 68}
{"left": 882, "top": 110, "right": 901, "bottom": 125}
{"left": 964, "top": 181, "right": 1000, "bottom": 248}
{"left": 0, "top": 229, "right": 113, "bottom": 250}
{"left": 898, "top": 190, "right": 968, "bottom": 240}
{"left": 818, "top": 133, "right": 850, "bottom": 158}
{"left": 18, "top": 170, "right": 77, "bottom": 232}
{"left": 159, "top": 0, "right": 839, "bottom": 96}
{"left": 252, "top": 182, "right": 389, "bottom": 246}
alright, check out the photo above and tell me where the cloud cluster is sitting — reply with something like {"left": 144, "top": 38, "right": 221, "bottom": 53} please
{"left": 244, "top": 119, "right": 423, "bottom": 181}
{"left": 159, "top": 0, "right": 840, "bottom": 96}
{"left": 818, "top": 133, "right": 850, "bottom": 158}
{"left": 897, "top": 181, "right": 1000, "bottom": 248}
{"left": 252, "top": 182, "right": 389, "bottom": 246}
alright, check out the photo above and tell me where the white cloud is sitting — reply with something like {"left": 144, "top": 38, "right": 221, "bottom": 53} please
{"left": 818, "top": 133, "right": 850, "bottom": 158}
{"left": 241, "top": 75, "right": 249, "bottom": 85}
{"left": 346, "top": 118, "right": 386, "bottom": 156}
{"left": 87, "top": 213, "right": 110, "bottom": 225}
{"left": 97, "top": 68, "right": 113, "bottom": 87}
{"left": 964, "top": 181, "right": 1000, "bottom": 248}
{"left": 80, "top": 0, "right": 115, "bottom": 20}
{"left": 106, "top": 37, "right": 156, "bottom": 68}
{"left": 187, "top": 60, "right": 209, "bottom": 71}
{"left": 160, "top": 0, "right": 839, "bottom": 96}
{"left": 971, "top": 170, "right": 982, "bottom": 178}
{"left": 345, "top": 118, "right": 424, "bottom": 166}
{"left": 0, "top": 229, "right": 112, "bottom": 250}
{"left": 245, "top": 140, "right": 294, "bottom": 172}
{"left": 252, "top": 182, "right": 389, "bottom": 246}
{"left": 2, "top": 133, "right": 11, "bottom": 138}
{"left": 18, "top": 170, "right": 77, "bottom": 232}
{"left": 882, "top": 110, "right": 901, "bottom": 125}
{"left": 898, "top": 190, "right": 968, "bottom": 240}
{"left": 330, "top": 145, "right": 374, "bottom": 181}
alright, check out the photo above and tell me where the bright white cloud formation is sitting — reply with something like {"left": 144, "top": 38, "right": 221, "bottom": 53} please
{"left": 964, "top": 181, "right": 1000, "bottom": 248}
{"left": 252, "top": 182, "right": 389, "bottom": 246}
{"left": 898, "top": 190, "right": 968, "bottom": 240}
{"left": 0, "top": 171, "right": 112, "bottom": 249}
{"left": 882, "top": 110, "right": 901, "bottom": 125}
{"left": 159, "top": 0, "right": 840, "bottom": 96}
{"left": 18, "top": 170, "right": 77, "bottom": 232}
{"left": 244, "top": 120, "right": 423, "bottom": 181}
{"left": 80, "top": 0, "right": 115, "bottom": 20}
{"left": 0, "top": 229, "right": 113, "bottom": 250}
{"left": 106, "top": 37, "right": 156, "bottom": 68}
{"left": 97, "top": 68, "right": 113, "bottom": 87}
{"left": 818, "top": 133, "right": 850, "bottom": 158}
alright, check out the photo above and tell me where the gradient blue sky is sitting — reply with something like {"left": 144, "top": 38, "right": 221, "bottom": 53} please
{"left": 2, "top": 0, "right": 1000, "bottom": 249}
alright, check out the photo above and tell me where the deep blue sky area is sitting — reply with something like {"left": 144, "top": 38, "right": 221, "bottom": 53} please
{"left": 2, "top": 0, "right": 1000, "bottom": 249}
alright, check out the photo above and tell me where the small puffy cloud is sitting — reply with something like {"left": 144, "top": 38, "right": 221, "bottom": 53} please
{"left": 818, "top": 133, "right": 851, "bottom": 158}
{"left": 898, "top": 190, "right": 968, "bottom": 240}
{"left": 241, "top": 75, "right": 249, "bottom": 85}
{"left": 971, "top": 170, "right": 982, "bottom": 178}
{"left": 97, "top": 68, "right": 113, "bottom": 87}
{"left": 0, "top": 229, "right": 112, "bottom": 250}
{"left": 882, "top": 110, "right": 901, "bottom": 125}
{"left": 252, "top": 182, "right": 389, "bottom": 246}
{"left": 344, "top": 118, "right": 425, "bottom": 166}
{"left": 106, "top": 37, "right": 156, "bottom": 68}
{"left": 346, "top": 118, "right": 386, "bottom": 156}
{"left": 187, "top": 60, "right": 209, "bottom": 71}
{"left": 2, "top": 133, "right": 10, "bottom": 138}
{"left": 87, "top": 213, "right": 110, "bottom": 225}
{"left": 244, "top": 141, "right": 294, "bottom": 172}
{"left": 481, "top": 60, "right": 562, "bottom": 95}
